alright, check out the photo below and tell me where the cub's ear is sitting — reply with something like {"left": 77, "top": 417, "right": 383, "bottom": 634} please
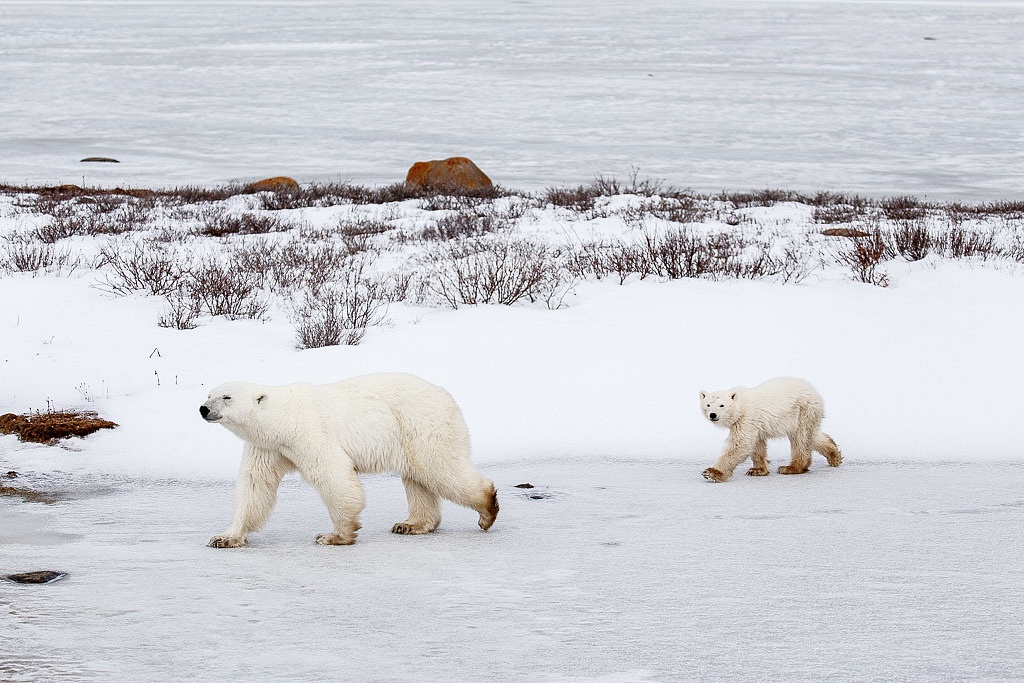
{"left": 255, "top": 394, "right": 268, "bottom": 404}
{"left": 730, "top": 392, "right": 736, "bottom": 400}
{"left": 699, "top": 391, "right": 706, "bottom": 400}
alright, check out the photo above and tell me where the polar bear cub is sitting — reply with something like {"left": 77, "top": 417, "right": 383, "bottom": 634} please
{"left": 200, "top": 373, "right": 498, "bottom": 547}
{"left": 699, "top": 376, "right": 842, "bottom": 482}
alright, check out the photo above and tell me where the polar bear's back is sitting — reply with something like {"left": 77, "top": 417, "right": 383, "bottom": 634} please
{"left": 319, "top": 373, "right": 472, "bottom": 470}
{"left": 747, "top": 376, "right": 822, "bottom": 404}
{"left": 322, "top": 373, "right": 461, "bottom": 417}
{"left": 739, "top": 376, "right": 825, "bottom": 434}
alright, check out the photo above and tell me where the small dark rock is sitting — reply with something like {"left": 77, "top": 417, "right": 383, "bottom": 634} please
{"left": 80, "top": 157, "right": 120, "bottom": 163}
{"left": 4, "top": 471, "right": 17, "bottom": 478}
{"left": 6, "top": 570, "right": 68, "bottom": 584}
{"left": 513, "top": 483, "right": 534, "bottom": 489}
{"left": 529, "top": 494, "right": 548, "bottom": 500}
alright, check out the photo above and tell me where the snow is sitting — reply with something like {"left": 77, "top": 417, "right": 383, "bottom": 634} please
{"left": 2, "top": 0, "right": 1024, "bottom": 680}
{"left": 2, "top": 191, "right": 1024, "bottom": 681}
{"left": 2, "top": 0, "right": 1024, "bottom": 200}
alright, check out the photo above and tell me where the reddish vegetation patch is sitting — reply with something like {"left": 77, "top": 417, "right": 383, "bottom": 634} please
{"left": 0, "top": 485, "right": 56, "bottom": 504}
{"left": 405, "top": 156, "right": 492, "bottom": 191}
{"left": 0, "top": 411, "right": 117, "bottom": 444}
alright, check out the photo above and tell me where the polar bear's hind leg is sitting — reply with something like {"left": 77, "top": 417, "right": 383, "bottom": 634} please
{"left": 427, "top": 464, "right": 498, "bottom": 531}
{"left": 477, "top": 482, "right": 499, "bottom": 531}
{"left": 815, "top": 432, "right": 843, "bottom": 467}
{"left": 392, "top": 478, "right": 442, "bottom": 535}
{"left": 779, "top": 427, "right": 813, "bottom": 475}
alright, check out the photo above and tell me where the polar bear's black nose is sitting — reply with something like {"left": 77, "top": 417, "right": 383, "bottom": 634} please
{"left": 199, "top": 405, "right": 210, "bottom": 419}
{"left": 709, "top": 413, "right": 718, "bottom": 421}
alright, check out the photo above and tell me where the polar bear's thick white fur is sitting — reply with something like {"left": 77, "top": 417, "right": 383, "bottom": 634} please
{"left": 699, "top": 376, "right": 842, "bottom": 482}
{"left": 200, "top": 373, "right": 498, "bottom": 547}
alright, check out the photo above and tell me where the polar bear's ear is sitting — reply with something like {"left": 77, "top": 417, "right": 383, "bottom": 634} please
{"left": 255, "top": 394, "right": 268, "bottom": 405}
{"left": 730, "top": 392, "right": 736, "bottom": 400}
{"left": 699, "top": 391, "right": 706, "bottom": 400}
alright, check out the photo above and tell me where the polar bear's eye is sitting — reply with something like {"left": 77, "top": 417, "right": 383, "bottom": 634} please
{"left": 222, "top": 396, "right": 232, "bottom": 401}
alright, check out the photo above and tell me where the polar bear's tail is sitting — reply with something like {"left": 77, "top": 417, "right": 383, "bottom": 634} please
{"left": 814, "top": 432, "right": 843, "bottom": 467}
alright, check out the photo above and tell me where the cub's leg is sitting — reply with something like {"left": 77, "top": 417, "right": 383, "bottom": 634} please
{"left": 814, "top": 432, "right": 843, "bottom": 467}
{"left": 392, "top": 478, "right": 442, "bottom": 535}
{"left": 703, "top": 433, "right": 755, "bottom": 482}
{"left": 746, "top": 439, "right": 770, "bottom": 476}
{"left": 209, "top": 445, "right": 293, "bottom": 548}
{"left": 779, "top": 428, "right": 813, "bottom": 475}
{"left": 303, "top": 455, "right": 365, "bottom": 545}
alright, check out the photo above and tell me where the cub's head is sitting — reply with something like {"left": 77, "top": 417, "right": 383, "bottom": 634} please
{"left": 199, "top": 382, "right": 268, "bottom": 428}
{"left": 699, "top": 390, "right": 739, "bottom": 427}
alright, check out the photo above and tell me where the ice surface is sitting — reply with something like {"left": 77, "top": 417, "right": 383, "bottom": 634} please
{"left": 3, "top": 461, "right": 1023, "bottom": 681}
{"left": 2, "top": 1, "right": 1023, "bottom": 199}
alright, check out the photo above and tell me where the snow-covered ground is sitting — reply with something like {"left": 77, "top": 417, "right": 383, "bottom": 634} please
{"left": 3, "top": 0, "right": 1024, "bottom": 679}
{"left": 1, "top": 186, "right": 1023, "bottom": 681}
{"left": 2, "top": 0, "right": 1024, "bottom": 199}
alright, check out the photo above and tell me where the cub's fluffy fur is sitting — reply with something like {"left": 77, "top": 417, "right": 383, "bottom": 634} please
{"left": 699, "top": 376, "right": 842, "bottom": 482}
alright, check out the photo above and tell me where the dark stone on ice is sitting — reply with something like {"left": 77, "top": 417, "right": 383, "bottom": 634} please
{"left": 80, "top": 157, "right": 120, "bottom": 163}
{"left": 513, "top": 483, "right": 534, "bottom": 489}
{"left": 6, "top": 571, "right": 68, "bottom": 584}
{"left": 5, "top": 471, "right": 17, "bottom": 478}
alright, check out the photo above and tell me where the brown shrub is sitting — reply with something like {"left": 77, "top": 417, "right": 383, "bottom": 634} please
{"left": 0, "top": 410, "right": 117, "bottom": 443}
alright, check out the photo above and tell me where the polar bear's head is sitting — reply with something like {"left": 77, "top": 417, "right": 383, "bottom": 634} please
{"left": 699, "top": 390, "right": 739, "bottom": 427}
{"left": 200, "top": 382, "right": 269, "bottom": 438}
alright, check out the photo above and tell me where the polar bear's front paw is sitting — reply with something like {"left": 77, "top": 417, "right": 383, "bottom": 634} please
{"left": 702, "top": 467, "right": 728, "bottom": 483}
{"left": 778, "top": 464, "right": 810, "bottom": 475}
{"left": 315, "top": 532, "right": 356, "bottom": 546}
{"left": 208, "top": 535, "right": 247, "bottom": 548}
{"left": 746, "top": 466, "right": 769, "bottom": 477}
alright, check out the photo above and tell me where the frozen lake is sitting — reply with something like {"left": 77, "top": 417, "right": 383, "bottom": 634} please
{"left": 2, "top": 0, "right": 1023, "bottom": 199}
{"left": 4, "top": 459, "right": 1024, "bottom": 682}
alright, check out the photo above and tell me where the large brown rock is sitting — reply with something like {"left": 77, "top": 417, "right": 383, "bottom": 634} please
{"left": 405, "top": 157, "right": 492, "bottom": 191}
{"left": 247, "top": 176, "right": 300, "bottom": 192}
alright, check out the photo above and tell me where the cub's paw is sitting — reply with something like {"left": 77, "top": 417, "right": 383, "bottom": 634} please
{"left": 315, "top": 532, "right": 356, "bottom": 546}
{"left": 208, "top": 535, "right": 247, "bottom": 548}
{"left": 827, "top": 453, "right": 843, "bottom": 467}
{"left": 746, "top": 466, "right": 769, "bottom": 477}
{"left": 702, "top": 467, "right": 728, "bottom": 483}
{"left": 778, "top": 465, "right": 810, "bottom": 475}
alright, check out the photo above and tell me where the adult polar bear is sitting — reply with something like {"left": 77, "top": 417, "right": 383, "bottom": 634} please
{"left": 699, "top": 376, "right": 842, "bottom": 482}
{"left": 200, "top": 373, "right": 498, "bottom": 547}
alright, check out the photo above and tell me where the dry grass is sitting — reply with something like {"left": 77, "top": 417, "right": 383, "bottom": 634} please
{"left": 0, "top": 410, "right": 117, "bottom": 443}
